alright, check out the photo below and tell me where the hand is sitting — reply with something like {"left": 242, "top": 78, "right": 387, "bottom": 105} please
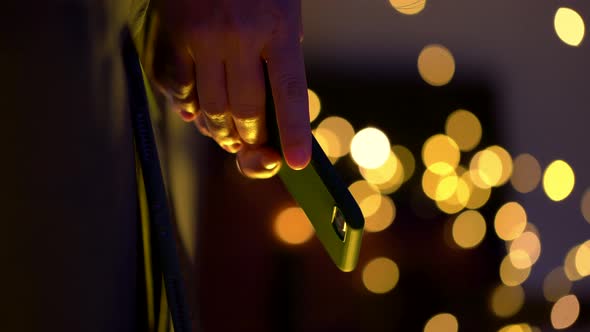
{"left": 145, "top": 0, "right": 311, "bottom": 178}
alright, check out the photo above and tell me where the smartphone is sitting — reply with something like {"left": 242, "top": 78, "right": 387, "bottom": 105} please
{"left": 264, "top": 65, "right": 365, "bottom": 272}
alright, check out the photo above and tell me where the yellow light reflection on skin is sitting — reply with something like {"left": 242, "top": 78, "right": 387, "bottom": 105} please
{"left": 308, "top": 89, "right": 321, "bottom": 123}
{"left": 452, "top": 210, "right": 486, "bottom": 249}
{"left": 551, "top": 295, "right": 580, "bottom": 330}
{"left": 362, "top": 257, "right": 400, "bottom": 294}
{"left": 364, "top": 195, "right": 396, "bottom": 232}
{"left": 423, "top": 313, "right": 458, "bottom": 332}
{"left": 389, "top": 0, "right": 426, "bottom": 16}
{"left": 422, "top": 134, "right": 460, "bottom": 175}
{"left": 543, "top": 160, "right": 575, "bottom": 201}
{"left": 490, "top": 285, "right": 525, "bottom": 318}
{"left": 488, "top": 146, "right": 513, "bottom": 186}
{"left": 494, "top": 202, "right": 527, "bottom": 241}
{"left": 581, "top": 189, "right": 590, "bottom": 224}
{"left": 317, "top": 116, "right": 355, "bottom": 157}
{"left": 564, "top": 245, "right": 583, "bottom": 281}
{"left": 499, "top": 254, "right": 531, "bottom": 286}
{"left": 274, "top": 207, "right": 314, "bottom": 245}
{"left": 509, "top": 231, "right": 541, "bottom": 268}
{"left": 392, "top": 145, "right": 416, "bottom": 182}
{"left": 543, "top": 267, "right": 572, "bottom": 302}
{"left": 351, "top": 127, "right": 391, "bottom": 169}
{"left": 574, "top": 240, "right": 590, "bottom": 277}
{"left": 445, "top": 109, "right": 482, "bottom": 152}
{"left": 418, "top": 44, "right": 456, "bottom": 86}
{"left": 359, "top": 151, "right": 399, "bottom": 185}
{"left": 554, "top": 8, "right": 586, "bottom": 47}
{"left": 510, "top": 153, "right": 542, "bottom": 193}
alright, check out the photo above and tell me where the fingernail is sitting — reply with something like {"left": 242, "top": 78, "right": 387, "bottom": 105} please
{"left": 180, "top": 110, "right": 196, "bottom": 121}
{"left": 286, "top": 146, "right": 310, "bottom": 170}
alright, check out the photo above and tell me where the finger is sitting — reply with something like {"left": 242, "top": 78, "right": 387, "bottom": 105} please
{"left": 236, "top": 146, "right": 282, "bottom": 179}
{"left": 225, "top": 56, "right": 266, "bottom": 145}
{"left": 263, "top": 40, "right": 311, "bottom": 170}
{"left": 194, "top": 112, "right": 211, "bottom": 137}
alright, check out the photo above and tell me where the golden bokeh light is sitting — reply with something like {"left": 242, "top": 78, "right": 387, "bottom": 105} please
{"left": 418, "top": 44, "right": 456, "bottom": 86}
{"left": 389, "top": 0, "right": 426, "bottom": 16}
{"left": 564, "top": 245, "right": 583, "bottom": 281}
{"left": 351, "top": 127, "right": 391, "bottom": 169}
{"left": 307, "top": 89, "right": 321, "bottom": 122}
{"left": 274, "top": 207, "right": 315, "bottom": 245}
{"left": 452, "top": 210, "right": 486, "bottom": 249}
{"left": 510, "top": 153, "right": 542, "bottom": 194}
{"left": 422, "top": 168, "right": 445, "bottom": 201}
{"left": 574, "top": 240, "right": 590, "bottom": 277}
{"left": 462, "top": 172, "right": 492, "bottom": 209}
{"left": 392, "top": 145, "right": 416, "bottom": 182}
{"left": 509, "top": 231, "right": 541, "bottom": 268}
{"left": 494, "top": 202, "right": 528, "bottom": 241}
{"left": 488, "top": 146, "right": 513, "bottom": 186}
{"left": 348, "top": 180, "right": 381, "bottom": 217}
{"left": 359, "top": 151, "right": 400, "bottom": 186}
{"left": 436, "top": 174, "right": 459, "bottom": 201}
{"left": 543, "top": 160, "right": 575, "bottom": 202}
{"left": 422, "top": 134, "right": 460, "bottom": 175}
{"left": 314, "top": 127, "right": 341, "bottom": 163}
{"left": 499, "top": 253, "right": 531, "bottom": 286}
{"left": 445, "top": 109, "right": 482, "bottom": 152}
{"left": 581, "top": 189, "right": 590, "bottom": 224}
{"left": 364, "top": 195, "right": 396, "bottom": 232}
{"left": 554, "top": 7, "right": 586, "bottom": 47}
{"left": 423, "top": 313, "right": 458, "bottom": 332}
{"left": 359, "top": 194, "right": 382, "bottom": 218}
{"left": 317, "top": 116, "right": 355, "bottom": 158}
{"left": 490, "top": 284, "right": 525, "bottom": 318}
{"left": 362, "top": 257, "right": 400, "bottom": 294}
{"left": 497, "top": 324, "right": 534, "bottom": 332}
{"left": 551, "top": 294, "right": 580, "bottom": 330}
{"left": 469, "top": 149, "right": 503, "bottom": 188}
{"left": 371, "top": 158, "right": 405, "bottom": 194}
{"left": 543, "top": 267, "right": 572, "bottom": 302}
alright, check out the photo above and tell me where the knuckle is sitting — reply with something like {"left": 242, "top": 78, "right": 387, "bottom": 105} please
{"left": 232, "top": 103, "right": 264, "bottom": 120}
{"left": 277, "top": 76, "right": 307, "bottom": 103}
{"left": 200, "top": 102, "right": 227, "bottom": 115}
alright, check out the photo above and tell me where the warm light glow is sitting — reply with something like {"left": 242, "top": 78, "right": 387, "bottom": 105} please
{"left": 348, "top": 180, "right": 381, "bottom": 217}
{"left": 564, "top": 245, "right": 583, "bottom": 281}
{"left": 488, "top": 146, "right": 512, "bottom": 186}
{"left": 418, "top": 44, "right": 455, "bottom": 86}
{"left": 469, "top": 148, "right": 505, "bottom": 188}
{"left": 509, "top": 231, "right": 541, "bottom": 268}
{"left": 393, "top": 145, "right": 416, "bottom": 182}
{"left": 364, "top": 196, "right": 396, "bottom": 232}
{"left": 580, "top": 189, "right": 590, "bottom": 224}
{"left": 359, "top": 194, "right": 382, "bottom": 218}
{"left": 445, "top": 109, "right": 482, "bottom": 152}
{"left": 462, "top": 172, "right": 492, "bottom": 209}
{"left": 510, "top": 153, "right": 542, "bottom": 193}
{"left": 499, "top": 253, "right": 531, "bottom": 286}
{"left": 308, "top": 89, "right": 321, "bottom": 122}
{"left": 498, "top": 324, "right": 534, "bottom": 332}
{"left": 389, "top": 0, "right": 426, "bottom": 15}
{"left": 543, "top": 267, "right": 572, "bottom": 302}
{"left": 543, "top": 160, "right": 575, "bottom": 201}
{"left": 422, "top": 134, "right": 460, "bottom": 175}
{"left": 423, "top": 313, "right": 458, "bottom": 332}
{"left": 490, "top": 285, "right": 525, "bottom": 318}
{"left": 554, "top": 8, "right": 586, "bottom": 47}
{"left": 317, "top": 116, "right": 355, "bottom": 158}
{"left": 359, "top": 151, "right": 400, "bottom": 186}
{"left": 314, "top": 128, "right": 341, "bottom": 163}
{"left": 351, "top": 127, "right": 391, "bottom": 169}
{"left": 362, "top": 257, "right": 400, "bottom": 294}
{"left": 574, "top": 240, "right": 590, "bottom": 277}
{"left": 452, "top": 210, "right": 486, "bottom": 249}
{"left": 422, "top": 168, "right": 445, "bottom": 201}
{"left": 494, "top": 202, "right": 528, "bottom": 241}
{"left": 551, "top": 295, "right": 580, "bottom": 329}
{"left": 436, "top": 174, "right": 459, "bottom": 201}
{"left": 274, "top": 207, "right": 314, "bottom": 245}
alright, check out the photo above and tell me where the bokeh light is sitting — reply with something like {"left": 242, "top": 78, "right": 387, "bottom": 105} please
{"left": 423, "top": 313, "right": 458, "bottom": 332}
{"left": 307, "top": 89, "right": 321, "bottom": 122}
{"left": 364, "top": 195, "right": 396, "bottom": 232}
{"left": 314, "top": 127, "right": 341, "bottom": 163}
{"left": 452, "top": 210, "right": 486, "bottom": 249}
{"left": 499, "top": 253, "right": 531, "bottom": 286}
{"left": 488, "top": 146, "right": 513, "bottom": 186}
{"left": 554, "top": 7, "right": 586, "bottom": 47}
{"left": 469, "top": 148, "right": 505, "bottom": 188}
{"left": 351, "top": 127, "right": 391, "bottom": 169}
{"left": 348, "top": 180, "right": 381, "bottom": 217}
{"left": 317, "top": 116, "right": 355, "bottom": 158}
{"left": 581, "top": 188, "right": 590, "bottom": 224}
{"left": 564, "top": 245, "right": 584, "bottom": 281}
{"left": 392, "top": 145, "right": 416, "bottom": 183}
{"left": 422, "top": 134, "right": 460, "bottom": 175}
{"left": 494, "top": 202, "right": 528, "bottom": 241}
{"left": 543, "top": 267, "right": 572, "bottom": 302}
{"left": 389, "top": 0, "right": 426, "bottom": 16}
{"left": 462, "top": 172, "right": 492, "bottom": 209}
{"left": 550, "top": 294, "right": 580, "bottom": 329}
{"left": 510, "top": 153, "right": 542, "bottom": 193}
{"left": 543, "top": 160, "right": 575, "bottom": 202}
{"left": 509, "top": 231, "right": 541, "bottom": 268}
{"left": 445, "top": 109, "right": 482, "bottom": 152}
{"left": 490, "top": 284, "right": 525, "bottom": 318}
{"left": 274, "top": 207, "right": 315, "bottom": 245}
{"left": 359, "top": 151, "right": 400, "bottom": 186}
{"left": 574, "top": 240, "right": 590, "bottom": 277}
{"left": 418, "top": 44, "right": 456, "bottom": 86}
{"left": 362, "top": 257, "right": 400, "bottom": 294}
{"left": 497, "top": 324, "right": 534, "bottom": 332}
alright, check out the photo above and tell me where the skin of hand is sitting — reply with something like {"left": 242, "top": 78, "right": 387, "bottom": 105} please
{"left": 145, "top": 0, "right": 311, "bottom": 179}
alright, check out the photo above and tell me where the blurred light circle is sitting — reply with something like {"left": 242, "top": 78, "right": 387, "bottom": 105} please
{"left": 509, "top": 231, "right": 541, "bottom": 268}
{"left": 469, "top": 149, "right": 503, "bottom": 188}
{"left": 490, "top": 285, "right": 525, "bottom": 318}
{"left": 307, "top": 89, "right": 321, "bottom": 122}
{"left": 423, "top": 313, "right": 458, "bottom": 332}
{"left": 574, "top": 240, "right": 590, "bottom": 277}
{"left": 351, "top": 127, "right": 391, "bottom": 169}
{"left": 494, "top": 202, "right": 528, "bottom": 241}
{"left": 422, "top": 134, "right": 460, "bottom": 175}
{"left": 445, "top": 109, "right": 482, "bottom": 152}
{"left": 436, "top": 174, "right": 459, "bottom": 201}
{"left": 392, "top": 145, "right": 416, "bottom": 182}
{"left": 510, "top": 153, "right": 542, "bottom": 193}
{"left": 488, "top": 146, "right": 513, "bottom": 186}
{"left": 348, "top": 180, "right": 381, "bottom": 210}
{"left": 317, "top": 116, "right": 355, "bottom": 157}
{"left": 498, "top": 324, "right": 534, "bottom": 332}
{"left": 554, "top": 8, "right": 586, "bottom": 47}
{"left": 362, "top": 257, "right": 400, "bottom": 294}
{"left": 418, "top": 44, "right": 456, "bottom": 86}
{"left": 359, "top": 194, "right": 382, "bottom": 218}
{"left": 364, "top": 195, "right": 396, "bottom": 232}
{"left": 551, "top": 294, "right": 580, "bottom": 329}
{"left": 543, "top": 160, "right": 575, "bottom": 201}
{"left": 314, "top": 127, "right": 341, "bottom": 161}
{"left": 500, "top": 254, "right": 531, "bottom": 286}
{"left": 274, "top": 207, "right": 314, "bottom": 245}
{"left": 461, "top": 172, "right": 492, "bottom": 209}
{"left": 371, "top": 158, "right": 405, "bottom": 194}
{"left": 452, "top": 210, "right": 486, "bottom": 249}
{"left": 564, "top": 245, "right": 583, "bottom": 281}
{"left": 581, "top": 189, "right": 590, "bottom": 224}
{"left": 359, "top": 151, "right": 399, "bottom": 185}
{"left": 422, "top": 168, "right": 445, "bottom": 201}
{"left": 543, "top": 267, "right": 572, "bottom": 302}
{"left": 389, "top": 0, "right": 426, "bottom": 15}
